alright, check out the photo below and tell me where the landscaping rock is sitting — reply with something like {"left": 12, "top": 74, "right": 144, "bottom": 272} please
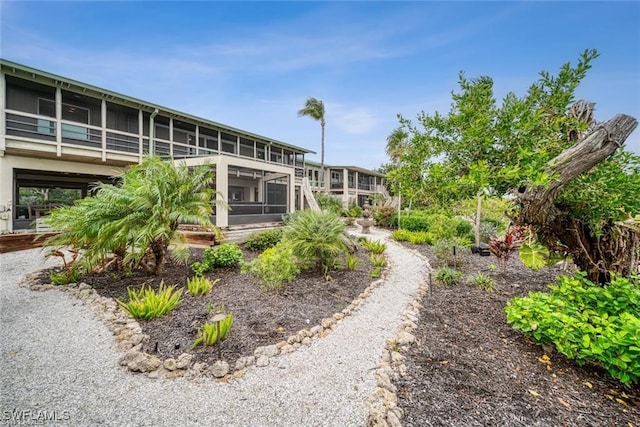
{"left": 209, "top": 361, "right": 230, "bottom": 378}
{"left": 164, "top": 358, "right": 177, "bottom": 371}
{"left": 175, "top": 353, "right": 192, "bottom": 369}
{"left": 255, "top": 355, "right": 269, "bottom": 367}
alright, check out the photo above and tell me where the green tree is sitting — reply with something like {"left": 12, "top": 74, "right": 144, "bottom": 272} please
{"left": 298, "top": 97, "right": 326, "bottom": 188}
{"left": 391, "top": 49, "right": 639, "bottom": 282}
{"left": 45, "top": 156, "right": 218, "bottom": 275}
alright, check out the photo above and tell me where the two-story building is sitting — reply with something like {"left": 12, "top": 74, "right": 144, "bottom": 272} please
{"left": 0, "top": 59, "right": 314, "bottom": 232}
{"left": 305, "top": 160, "right": 387, "bottom": 209}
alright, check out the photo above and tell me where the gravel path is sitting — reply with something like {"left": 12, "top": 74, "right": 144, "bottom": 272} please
{"left": 1, "top": 229, "right": 430, "bottom": 426}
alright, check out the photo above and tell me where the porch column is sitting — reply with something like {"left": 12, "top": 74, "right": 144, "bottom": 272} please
{"left": 342, "top": 168, "right": 349, "bottom": 208}
{"left": 0, "top": 71, "right": 5, "bottom": 156}
{"left": 215, "top": 157, "right": 228, "bottom": 228}
{"left": 0, "top": 156, "right": 12, "bottom": 232}
{"left": 101, "top": 99, "right": 107, "bottom": 162}
{"left": 288, "top": 173, "right": 294, "bottom": 214}
{"left": 55, "top": 87, "right": 62, "bottom": 157}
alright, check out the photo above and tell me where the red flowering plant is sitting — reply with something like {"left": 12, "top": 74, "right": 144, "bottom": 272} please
{"left": 487, "top": 225, "right": 528, "bottom": 274}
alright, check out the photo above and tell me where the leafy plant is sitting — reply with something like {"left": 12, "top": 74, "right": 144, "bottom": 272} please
{"left": 505, "top": 272, "right": 640, "bottom": 386}
{"left": 433, "top": 237, "right": 469, "bottom": 267}
{"left": 315, "top": 193, "right": 344, "bottom": 215}
{"left": 345, "top": 253, "right": 360, "bottom": 271}
{"left": 201, "top": 243, "right": 244, "bottom": 271}
{"left": 244, "top": 228, "right": 283, "bottom": 251}
{"left": 435, "top": 267, "right": 463, "bottom": 285}
{"left": 191, "top": 313, "right": 234, "bottom": 349}
{"left": 391, "top": 229, "right": 412, "bottom": 242}
{"left": 358, "top": 237, "right": 387, "bottom": 254}
{"left": 471, "top": 273, "right": 495, "bottom": 291}
{"left": 117, "top": 282, "right": 182, "bottom": 319}
{"left": 369, "top": 254, "right": 386, "bottom": 268}
{"left": 408, "top": 231, "right": 431, "bottom": 245}
{"left": 44, "top": 156, "right": 218, "bottom": 275}
{"left": 241, "top": 243, "right": 300, "bottom": 290}
{"left": 284, "top": 209, "right": 348, "bottom": 272}
{"left": 186, "top": 276, "right": 218, "bottom": 296}
{"left": 346, "top": 204, "right": 363, "bottom": 218}
{"left": 370, "top": 267, "right": 382, "bottom": 278}
{"left": 487, "top": 225, "right": 528, "bottom": 274}
{"left": 372, "top": 206, "right": 397, "bottom": 228}
{"left": 49, "top": 269, "right": 81, "bottom": 286}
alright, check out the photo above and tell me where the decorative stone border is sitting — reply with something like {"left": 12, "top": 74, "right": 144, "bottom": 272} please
{"left": 20, "top": 261, "right": 391, "bottom": 382}
{"left": 366, "top": 248, "right": 432, "bottom": 427}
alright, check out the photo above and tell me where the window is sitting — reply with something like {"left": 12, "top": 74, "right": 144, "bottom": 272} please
{"left": 221, "top": 132, "right": 237, "bottom": 154}
{"left": 256, "top": 143, "right": 266, "bottom": 160}
{"left": 239, "top": 138, "right": 254, "bottom": 157}
{"left": 270, "top": 146, "right": 283, "bottom": 163}
{"left": 199, "top": 127, "right": 219, "bottom": 151}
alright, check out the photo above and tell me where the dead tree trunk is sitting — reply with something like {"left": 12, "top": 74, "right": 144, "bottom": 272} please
{"left": 514, "top": 113, "right": 638, "bottom": 283}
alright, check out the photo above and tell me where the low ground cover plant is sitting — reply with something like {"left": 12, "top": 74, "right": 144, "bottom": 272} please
{"left": 117, "top": 282, "right": 182, "bottom": 319}
{"left": 471, "top": 273, "right": 495, "bottom": 291}
{"left": 186, "top": 276, "right": 218, "bottom": 296}
{"left": 505, "top": 272, "right": 640, "bottom": 386}
{"left": 435, "top": 267, "right": 463, "bottom": 285}
{"left": 192, "top": 313, "right": 234, "bottom": 349}
{"left": 358, "top": 237, "right": 387, "bottom": 254}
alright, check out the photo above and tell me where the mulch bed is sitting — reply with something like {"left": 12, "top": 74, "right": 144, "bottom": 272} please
{"left": 395, "top": 243, "right": 640, "bottom": 426}
{"left": 54, "top": 244, "right": 375, "bottom": 368}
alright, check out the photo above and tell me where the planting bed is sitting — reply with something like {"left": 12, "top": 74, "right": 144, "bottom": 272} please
{"left": 395, "top": 243, "right": 639, "bottom": 426}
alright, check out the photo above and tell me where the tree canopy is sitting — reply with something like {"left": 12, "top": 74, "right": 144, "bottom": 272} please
{"left": 387, "top": 49, "right": 639, "bottom": 281}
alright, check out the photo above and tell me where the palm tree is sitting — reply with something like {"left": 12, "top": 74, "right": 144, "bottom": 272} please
{"left": 45, "top": 156, "right": 218, "bottom": 275}
{"left": 298, "top": 97, "right": 326, "bottom": 189}
{"left": 385, "top": 126, "right": 409, "bottom": 164}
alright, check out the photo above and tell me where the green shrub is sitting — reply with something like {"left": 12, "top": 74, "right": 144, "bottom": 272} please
{"left": 358, "top": 237, "right": 387, "bottom": 254}
{"left": 435, "top": 267, "right": 463, "bottom": 285}
{"left": 399, "top": 213, "right": 431, "bottom": 232}
{"left": 186, "top": 276, "right": 218, "bottom": 296}
{"left": 369, "top": 254, "right": 386, "bottom": 268}
{"left": 345, "top": 253, "right": 360, "bottom": 271}
{"left": 471, "top": 273, "right": 495, "bottom": 291}
{"left": 118, "top": 283, "right": 182, "bottom": 319}
{"left": 244, "top": 228, "right": 284, "bottom": 251}
{"left": 284, "top": 209, "right": 347, "bottom": 272}
{"left": 347, "top": 205, "right": 363, "bottom": 218}
{"left": 372, "top": 206, "right": 397, "bottom": 228}
{"left": 433, "top": 237, "right": 469, "bottom": 267}
{"left": 193, "top": 243, "right": 244, "bottom": 274}
{"left": 408, "top": 231, "right": 431, "bottom": 245}
{"left": 391, "top": 229, "right": 412, "bottom": 242}
{"left": 505, "top": 272, "right": 640, "bottom": 386}
{"left": 315, "top": 193, "right": 344, "bottom": 215}
{"left": 191, "top": 313, "right": 234, "bottom": 349}
{"left": 241, "top": 243, "right": 300, "bottom": 290}
{"left": 50, "top": 269, "right": 81, "bottom": 286}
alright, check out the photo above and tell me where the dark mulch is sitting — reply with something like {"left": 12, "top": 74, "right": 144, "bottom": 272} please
{"left": 65, "top": 245, "right": 375, "bottom": 368}
{"left": 395, "top": 243, "right": 640, "bottom": 426}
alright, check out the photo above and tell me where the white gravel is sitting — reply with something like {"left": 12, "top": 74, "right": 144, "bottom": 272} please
{"left": 0, "top": 229, "right": 430, "bottom": 426}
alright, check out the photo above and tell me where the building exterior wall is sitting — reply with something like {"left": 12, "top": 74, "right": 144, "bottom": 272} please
{"left": 1, "top": 60, "right": 313, "bottom": 231}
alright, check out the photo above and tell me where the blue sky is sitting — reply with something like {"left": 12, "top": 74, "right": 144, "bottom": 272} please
{"left": 1, "top": 1, "right": 639, "bottom": 170}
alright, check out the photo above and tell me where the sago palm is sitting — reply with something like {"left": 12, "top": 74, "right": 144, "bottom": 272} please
{"left": 283, "top": 209, "right": 347, "bottom": 273}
